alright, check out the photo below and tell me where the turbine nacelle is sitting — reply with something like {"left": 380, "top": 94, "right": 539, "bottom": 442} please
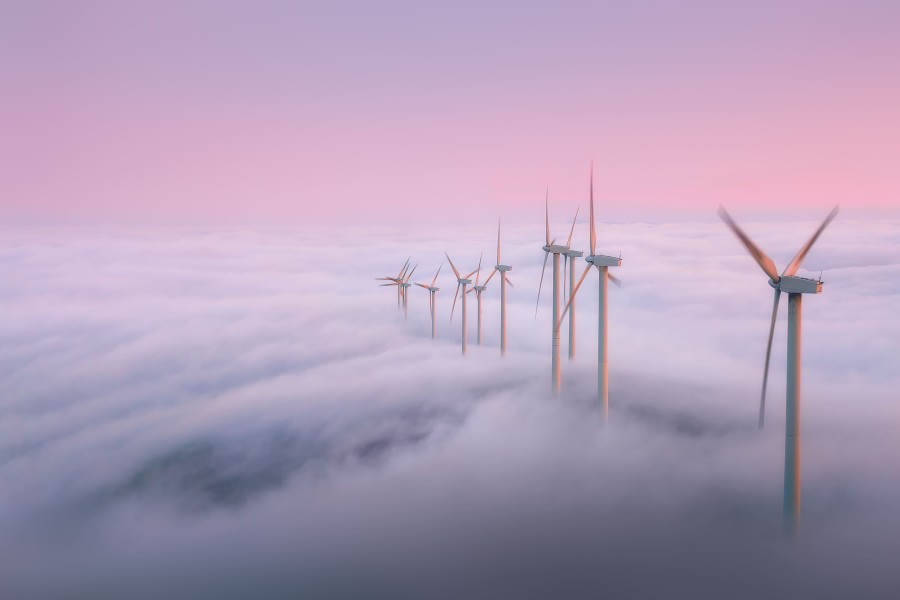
{"left": 457, "top": 278, "right": 472, "bottom": 285}
{"left": 586, "top": 254, "right": 622, "bottom": 267}
{"left": 495, "top": 264, "right": 512, "bottom": 272}
{"left": 770, "top": 275, "right": 822, "bottom": 294}
{"left": 543, "top": 243, "right": 570, "bottom": 254}
{"left": 566, "top": 249, "right": 583, "bottom": 258}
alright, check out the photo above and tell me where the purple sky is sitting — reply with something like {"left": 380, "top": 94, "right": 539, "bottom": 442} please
{"left": 2, "top": 1, "right": 899, "bottom": 224}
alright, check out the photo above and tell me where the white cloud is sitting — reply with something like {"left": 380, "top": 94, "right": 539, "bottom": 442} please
{"left": 0, "top": 219, "right": 898, "bottom": 598}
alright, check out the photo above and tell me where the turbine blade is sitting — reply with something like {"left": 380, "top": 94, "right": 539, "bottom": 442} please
{"left": 379, "top": 283, "right": 399, "bottom": 287}
{"left": 396, "top": 257, "right": 410, "bottom": 279}
{"left": 483, "top": 267, "right": 497, "bottom": 287}
{"left": 557, "top": 264, "right": 594, "bottom": 329}
{"left": 717, "top": 206, "right": 781, "bottom": 282}
{"left": 475, "top": 252, "right": 483, "bottom": 284}
{"left": 535, "top": 250, "right": 550, "bottom": 318}
{"left": 497, "top": 218, "right": 502, "bottom": 265}
{"left": 608, "top": 273, "right": 623, "bottom": 287}
{"left": 563, "top": 254, "right": 568, "bottom": 296}
{"left": 782, "top": 205, "right": 840, "bottom": 277}
{"left": 545, "top": 188, "right": 551, "bottom": 246}
{"left": 450, "top": 283, "right": 461, "bottom": 322}
{"left": 405, "top": 264, "right": 418, "bottom": 283}
{"left": 589, "top": 161, "right": 597, "bottom": 256}
{"left": 466, "top": 288, "right": 474, "bottom": 294}
{"left": 759, "top": 289, "right": 781, "bottom": 429}
{"left": 566, "top": 206, "right": 580, "bottom": 249}
{"left": 431, "top": 263, "right": 443, "bottom": 287}
{"left": 445, "top": 252, "right": 461, "bottom": 279}
{"left": 506, "top": 277, "right": 514, "bottom": 288}
{"left": 415, "top": 282, "right": 429, "bottom": 289}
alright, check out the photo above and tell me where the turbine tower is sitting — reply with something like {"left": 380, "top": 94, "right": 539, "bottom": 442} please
{"left": 447, "top": 253, "right": 478, "bottom": 355}
{"left": 415, "top": 264, "right": 443, "bottom": 339}
{"left": 467, "top": 254, "right": 487, "bottom": 345}
{"left": 486, "top": 219, "right": 515, "bottom": 355}
{"left": 536, "top": 190, "right": 580, "bottom": 394}
{"left": 560, "top": 164, "right": 622, "bottom": 419}
{"left": 718, "top": 205, "right": 839, "bottom": 538}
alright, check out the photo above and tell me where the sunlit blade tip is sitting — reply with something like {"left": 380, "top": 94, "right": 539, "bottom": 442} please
{"left": 566, "top": 206, "right": 579, "bottom": 249}
{"left": 445, "top": 252, "right": 461, "bottom": 279}
{"left": 431, "top": 263, "right": 443, "bottom": 287}
{"left": 497, "top": 217, "right": 502, "bottom": 264}
{"left": 781, "top": 205, "right": 840, "bottom": 277}
{"left": 545, "top": 188, "right": 551, "bottom": 246}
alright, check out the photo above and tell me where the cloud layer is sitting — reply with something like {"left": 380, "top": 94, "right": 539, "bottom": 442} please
{"left": 1, "top": 219, "right": 898, "bottom": 598}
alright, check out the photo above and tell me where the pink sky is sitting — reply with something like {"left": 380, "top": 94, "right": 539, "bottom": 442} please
{"left": 2, "top": 1, "right": 898, "bottom": 224}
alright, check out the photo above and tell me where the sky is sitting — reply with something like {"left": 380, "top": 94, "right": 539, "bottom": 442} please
{"left": 1, "top": 218, "right": 899, "bottom": 597}
{"left": 2, "top": 0, "right": 899, "bottom": 224}
{"left": 2, "top": 3, "right": 899, "bottom": 597}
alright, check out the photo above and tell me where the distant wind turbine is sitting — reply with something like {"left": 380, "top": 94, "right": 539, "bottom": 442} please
{"left": 467, "top": 254, "right": 488, "bottom": 345}
{"left": 560, "top": 164, "right": 622, "bottom": 419}
{"left": 491, "top": 219, "right": 514, "bottom": 355}
{"left": 399, "top": 264, "right": 417, "bottom": 320}
{"left": 718, "top": 204, "right": 839, "bottom": 538}
{"left": 536, "top": 190, "right": 580, "bottom": 394}
{"left": 415, "top": 264, "right": 443, "bottom": 339}
{"left": 376, "top": 257, "right": 410, "bottom": 309}
{"left": 468, "top": 247, "right": 507, "bottom": 347}
{"left": 447, "top": 253, "right": 478, "bottom": 355}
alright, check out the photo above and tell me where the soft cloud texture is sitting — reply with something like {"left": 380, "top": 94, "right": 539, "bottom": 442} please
{"left": 1, "top": 219, "right": 898, "bottom": 598}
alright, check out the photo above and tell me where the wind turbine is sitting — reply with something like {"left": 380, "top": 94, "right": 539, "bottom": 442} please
{"left": 447, "top": 253, "right": 478, "bottom": 355}
{"left": 467, "top": 254, "right": 488, "bottom": 345}
{"left": 536, "top": 190, "right": 580, "bottom": 394}
{"left": 468, "top": 248, "right": 507, "bottom": 346}
{"left": 376, "top": 257, "right": 410, "bottom": 309}
{"left": 492, "top": 219, "right": 514, "bottom": 355}
{"left": 560, "top": 164, "right": 622, "bottom": 419}
{"left": 399, "top": 264, "right": 417, "bottom": 320}
{"left": 718, "top": 205, "right": 839, "bottom": 538}
{"left": 415, "top": 264, "right": 443, "bottom": 339}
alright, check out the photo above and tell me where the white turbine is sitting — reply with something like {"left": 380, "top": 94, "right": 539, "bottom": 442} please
{"left": 376, "top": 257, "right": 410, "bottom": 309}
{"left": 447, "top": 253, "right": 478, "bottom": 355}
{"left": 415, "top": 264, "right": 443, "bottom": 339}
{"left": 467, "top": 254, "right": 487, "bottom": 345}
{"left": 560, "top": 164, "right": 622, "bottom": 419}
{"left": 490, "top": 219, "right": 515, "bottom": 355}
{"left": 468, "top": 247, "right": 507, "bottom": 347}
{"left": 536, "top": 190, "right": 580, "bottom": 394}
{"left": 399, "top": 264, "right": 417, "bottom": 320}
{"left": 719, "top": 205, "right": 839, "bottom": 538}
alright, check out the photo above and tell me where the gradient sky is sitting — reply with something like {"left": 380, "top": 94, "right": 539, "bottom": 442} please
{"left": 2, "top": 0, "right": 898, "bottom": 224}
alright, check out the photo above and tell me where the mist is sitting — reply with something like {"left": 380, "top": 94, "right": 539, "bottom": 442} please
{"left": 1, "top": 218, "right": 898, "bottom": 599}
